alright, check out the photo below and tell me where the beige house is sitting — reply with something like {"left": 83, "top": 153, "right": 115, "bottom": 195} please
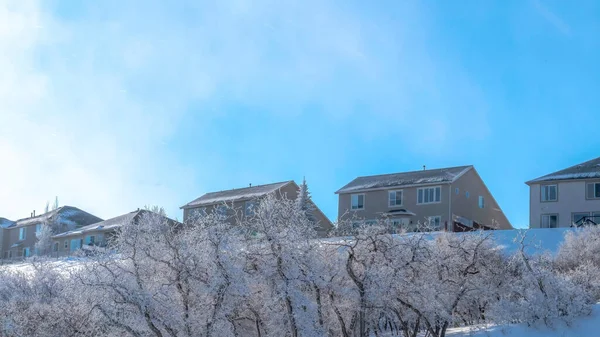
{"left": 336, "top": 165, "right": 512, "bottom": 231}
{"left": 1, "top": 206, "right": 102, "bottom": 260}
{"left": 51, "top": 209, "right": 178, "bottom": 257}
{"left": 181, "top": 180, "right": 333, "bottom": 237}
{"left": 526, "top": 156, "right": 600, "bottom": 228}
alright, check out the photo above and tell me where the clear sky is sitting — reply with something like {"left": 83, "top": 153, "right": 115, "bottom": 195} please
{"left": 1, "top": 0, "right": 599, "bottom": 228}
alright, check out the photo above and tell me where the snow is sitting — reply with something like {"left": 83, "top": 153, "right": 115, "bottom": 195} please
{"left": 447, "top": 303, "right": 600, "bottom": 337}
{"left": 530, "top": 171, "right": 600, "bottom": 182}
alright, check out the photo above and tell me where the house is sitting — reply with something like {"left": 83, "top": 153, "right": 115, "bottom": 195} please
{"left": 180, "top": 180, "right": 333, "bottom": 237}
{"left": 335, "top": 165, "right": 512, "bottom": 232}
{"left": 51, "top": 209, "right": 179, "bottom": 257}
{"left": 526, "top": 156, "right": 600, "bottom": 228}
{"left": 1, "top": 206, "right": 103, "bottom": 260}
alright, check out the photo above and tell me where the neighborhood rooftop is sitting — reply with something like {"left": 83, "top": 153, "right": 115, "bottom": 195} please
{"left": 335, "top": 165, "right": 473, "bottom": 194}
{"left": 181, "top": 181, "right": 294, "bottom": 208}
{"left": 526, "top": 156, "right": 600, "bottom": 184}
{"left": 3, "top": 206, "right": 103, "bottom": 229}
{"left": 53, "top": 209, "right": 149, "bottom": 238}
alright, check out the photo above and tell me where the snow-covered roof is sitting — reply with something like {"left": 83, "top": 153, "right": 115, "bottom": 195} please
{"left": 0, "top": 217, "right": 15, "bottom": 229}
{"left": 52, "top": 210, "right": 139, "bottom": 238}
{"left": 52, "top": 209, "right": 180, "bottom": 238}
{"left": 181, "top": 181, "right": 294, "bottom": 208}
{"left": 6, "top": 206, "right": 103, "bottom": 229}
{"left": 336, "top": 166, "right": 473, "bottom": 194}
{"left": 526, "top": 156, "right": 600, "bottom": 184}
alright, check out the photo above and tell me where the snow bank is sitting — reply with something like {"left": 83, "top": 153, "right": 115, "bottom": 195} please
{"left": 447, "top": 303, "right": 600, "bottom": 337}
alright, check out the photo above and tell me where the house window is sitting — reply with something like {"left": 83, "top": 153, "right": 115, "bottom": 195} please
{"left": 365, "top": 220, "right": 378, "bottom": 226}
{"left": 23, "top": 247, "right": 30, "bottom": 258}
{"left": 587, "top": 182, "right": 600, "bottom": 199}
{"left": 245, "top": 201, "right": 257, "bottom": 217}
{"left": 572, "top": 212, "right": 590, "bottom": 225}
{"left": 541, "top": 185, "right": 558, "bottom": 202}
{"left": 64, "top": 241, "right": 68, "bottom": 249}
{"left": 427, "top": 216, "right": 442, "bottom": 230}
{"left": 417, "top": 186, "right": 441, "bottom": 204}
{"left": 541, "top": 214, "right": 558, "bottom": 228}
{"left": 465, "top": 191, "right": 470, "bottom": 198}
{"left": 191, "top": 207, "right": 207, "bottom": 218}
{"left": 388, "top": 190, "right": 403, "bottom": 207}
{"left": 85, "top": 235, "right": 96, "bottom": 245}
{"left": 53, "top": 242, "right": 59, "bottom": 252}
{"left": 391, "top": 218, "right": 409, "bottom": 232}
{"left": 70, "top": 239, "right": 82, "bottom": 252}
{"left": 478, "top": 196, "right": 485, "bottom": 209}
{"left": 351, "top": 194, "right": 364, "bottom": 210}
{"left": 455, "top": 188, "right": 459, "bottom": 195}
{"left": 351, "top": 221, "right": 363, "bottom": 229}
{"left": 35, "top": 224, "right": 41, "bottom": 234}
{"left": 19, "top": 228, "right": 26, "bottom": 240}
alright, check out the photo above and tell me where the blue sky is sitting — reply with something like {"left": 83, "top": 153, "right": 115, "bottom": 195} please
{"left": 1, "top": 0, "right": 599, "bottom": 228}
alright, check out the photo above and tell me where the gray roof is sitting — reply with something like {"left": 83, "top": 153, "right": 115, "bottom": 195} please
{"left": 526, "top": 156, "right": 600, "bottom": 184}
{"left": 336, "top": 166, "right": 473, "bottom": 194}
{"left": 181, "top": 181, "right": 293, "bottom": 208}
{"left": 5, "top": 206, "right": 103, "bottom": 229}
{"left": 52, "top": 209, "right": 160, "bottom": 238}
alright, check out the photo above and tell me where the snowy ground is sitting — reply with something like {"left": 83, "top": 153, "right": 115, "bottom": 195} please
{"left": 447, "top": 304, "right": 600, "bottom": 337}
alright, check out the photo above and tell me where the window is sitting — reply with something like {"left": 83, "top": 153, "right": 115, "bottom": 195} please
{"left": 351, "top": 221, "right": 363, "bottom": 229}
{"left": 391, "top": 218, "right": 409, "bottom": 232}
{"left": 455, "top": 188, "right": 459, "bottom": 195}
{"left": 417, "top": 186, "right": 441, "bottom": 204}
{"left": 351, "top": 194, "right": 364, "bottom": 210}
{"left": 465, "top": 191, "right": 470, "bottom": 198}
{"left": 23, "top": 247, "right": 30, "bottom": 258}
{"left": 35, "top": 224, "right": 41, "bottom": 234}
{"left": 19, "top": 227, "right": 26, "bottom": 240}
{"left": 541, "top": 214, "right": 558, "bottom": 228}
{"left": 541, "top": 185, "right": 558, "bottom": 202}
{"left": 191, "top": 207, "right": 207, "bottom": 218}
{"left": 388, "top": 190, "right": 403, "bottom": 207}
{"left": 53, "top": 242, "right": 59, "bottom": 252}
{"left": 587, "top": 182, "right": 600, "bottom": 199}
{"left": 365, "top": 220, "right": 378, "bottom": 226}
{"left": 572, "top": 212, "right": 590, "bottom": 225}
{"left": 70, "top": 239, "right": 82, "bottom": 252}
{"left": 427, "top": 216, "right": 442, "bottom": 230}
{"left": 85, "top": 235, "right": 96, "bottom": 245}
{"left": 245, "top": 201, "right": 257, "bottom": 217}
{"left": 478, "top": 196, "right": 485, "bottom": 209}
{"left": 64, "top": 241, "right": 68, "bottom": 249}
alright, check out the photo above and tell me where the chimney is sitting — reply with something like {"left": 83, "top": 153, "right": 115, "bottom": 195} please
{"left": 249, "top": 183, "right": 252, "bottom": 187}
{"left": 33, "top": 210, "right": 36, "bottom": 217}
{"left": 423, "top": 165, "right": 426, "bottom": 171}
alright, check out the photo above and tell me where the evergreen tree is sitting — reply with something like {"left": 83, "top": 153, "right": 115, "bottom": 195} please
{"left": 296, "top": 177, "right": 316, "bottom": 222}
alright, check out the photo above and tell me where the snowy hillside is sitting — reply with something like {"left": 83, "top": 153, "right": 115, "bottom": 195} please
{"left": 448, "top": 304, "right": 600, "bottom": 337}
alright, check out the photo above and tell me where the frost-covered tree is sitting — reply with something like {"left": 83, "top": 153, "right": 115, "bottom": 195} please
{"left": 34, "top": 223, "right": 54, "bottom": 256}
{"left": 295, "top": 177, "right": 316, "bottom": 223}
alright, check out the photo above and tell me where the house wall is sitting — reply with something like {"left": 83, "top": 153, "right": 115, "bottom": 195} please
{"left": 529, "top": 180, "right": 600, "bottom": 228}
{"left": 337, "top": 185, "right": 452, "bottom": 227}
{"left": 2, "top": 224, "right": 39, "bottom": 258}
{"left": 52, "top": 230, "right": 111, "bottom": 257}
{"left": 451, "top": 169, "right": 512, "bottom": 229}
